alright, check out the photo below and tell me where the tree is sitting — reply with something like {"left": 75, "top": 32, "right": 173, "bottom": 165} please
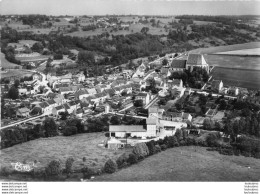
{"left": 14, "top": 80, "right": 20, "bottom": 88}
{"left": 1, "top": 97, "right": 5, "bottom": 117}
{"left": 132, "top": 143, "right": 150, "bottom": 159}
{"left": 53, "top": 53, "right": 63, "bottom": 60}
{"left": 65, "top": 157, "right": 74, "bottom": 175}
{"left": 116, "top": 153, "right": 128, "bottom": 168}
{"left": 175, "top": 102, "right": 182, "bottom": 111}
{"left": 42, "top": 117, "right": 58, "bottom": 137}
{"left": 110, "top": 115, "right": 121, "bottom": 125}
{"left": 31, "top": 42, "right": 44, "bottom": 53}
{"left": 59, "top": 111, "right": 69, "bottom": 120}
{"left": 134, "top": 100, "right": 143, "bottom": 107}
{"left": 8, "top": 86, "right": 19, "bottom": 100}
{"left": 62, "top": 126, "right": 78, "bottom": 136}
{"left": 78, "top": 51, "right": 95, "bottom": 65}
{"left": 162, "top": 58, "right": 168, "bottom": 66}
{"left": 203, "top": 118, "right": 215, "bottom": 131}
{"left": 219, "top": 99, "right": 227, "bottom": 110}
{"left": 127, "top": 153, "right": 138, "bottom": 164}
{"left": 140, "top": 27, "right": 149, "bottom": 34}
{"left": 45, "top": 160, "right": 62, "bottom": 178}
{"left": 104, "top": 159, "right": 117, "bottom": 173}
{"left": 175, "top": 129, "right": 183, "bottom": 142}
{"left": 158, "top": 98, "right": 167, "bottom": 106}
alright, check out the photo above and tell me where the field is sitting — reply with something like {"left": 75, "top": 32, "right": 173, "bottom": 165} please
{"left": 17, "top": 28, "right": 52, "bottom": 35}
{"left": 15, "top": 55, "right": 50, "bottom": 62}
{"left": 0, "top": 52, "right": 21, "bottom": 69}
{"left": 95, "top": 146, "right": 260, "bottom": 181}
{"left": 190, "top": 42, "right": 260, "bottom": 54}
{"left": 1, "top": 69, "right": 33, "bottom": 79}
{"left": 0, "top": 133, "right": 130, "bottom": 172}
{"left": 66, "top": 23, "right": 168, "bottom": 37}
{"left": 216, "top": 48, "right": 260, "bottom": 56}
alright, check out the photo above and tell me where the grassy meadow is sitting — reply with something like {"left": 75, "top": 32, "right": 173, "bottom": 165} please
{"left": 95, "top": 146, "right": 260, "bottom": 181}
{"left": 0, "top": 133, "right": 131, "bottom": 172}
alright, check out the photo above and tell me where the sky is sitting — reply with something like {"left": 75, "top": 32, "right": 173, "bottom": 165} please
{"left": 0, "top": 0, "right": 260, "bottom": 16}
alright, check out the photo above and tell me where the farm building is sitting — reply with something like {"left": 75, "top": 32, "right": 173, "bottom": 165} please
{"left": 109, "top": 118, "right": 159, "bottom": 138}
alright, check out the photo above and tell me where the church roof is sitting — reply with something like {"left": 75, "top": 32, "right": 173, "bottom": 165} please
{"left": 187, "top": 54, "right": 208, "bottom": 66}
{"left": 171, "top": 60, "right": 186, "bottom": 68}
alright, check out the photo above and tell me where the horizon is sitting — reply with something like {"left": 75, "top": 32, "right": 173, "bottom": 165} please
{"left": 0, "top": 0, "right": 259, "bottom": 16}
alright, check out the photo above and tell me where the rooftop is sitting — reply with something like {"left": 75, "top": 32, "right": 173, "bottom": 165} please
{"left": 109, "top": 125, "right": 146, "bottom": 132}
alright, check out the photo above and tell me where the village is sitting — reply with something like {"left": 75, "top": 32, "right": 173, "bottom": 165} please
{"left": 1, "top": 12, "right": 260, "bottom": 183}
{"left": 1, "top": 39, "right": 259, "bottom": 151}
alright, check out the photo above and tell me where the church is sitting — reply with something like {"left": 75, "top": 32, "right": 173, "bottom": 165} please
{"left": 185, "top": 53, "right": 210, "bottom": 73}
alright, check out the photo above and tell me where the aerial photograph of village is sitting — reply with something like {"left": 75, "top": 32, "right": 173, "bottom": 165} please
{"left": 0, "top": 0, "right": 260, "bottom": 184}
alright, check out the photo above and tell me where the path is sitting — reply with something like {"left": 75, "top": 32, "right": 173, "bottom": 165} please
{"left": 1, "top": 114, "right": 47, "bottom": 130}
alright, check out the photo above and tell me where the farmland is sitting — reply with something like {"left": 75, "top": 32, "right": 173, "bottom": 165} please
{"left": 215, "top": 48, "right": 260, "bottom": 56}
{"left": 0, "top": 133, "right": 131, "bottom": 173}
{"left": 95, "top": 146, "right": 260, "bottom": 181}
{"left": 66, "top": 23, "right": 168, "bottom": 38}
{"left": 1, "top": 69, "right": 34, "bottom": 79}
{"left": 0, "top": 52, "right": 21, "bottom": 69}
{"left": 190, "top": 42, "right": 260, "bottom": 54}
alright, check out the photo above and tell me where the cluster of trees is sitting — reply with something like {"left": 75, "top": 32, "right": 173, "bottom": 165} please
{"left": 176, "top": 15, "right": 258, "bottom": 31}
{"left": 169, "top": 67, "right": 209, "bottom": 88}
{"left": 2, "top": 45, "right": 21, "bottom": 65}
{"left": 8, "top": 80, "right": 20, "bottom": 100}
{"left": 62, "top": 118, "right": 85, "bottom": 136}
{"left": 0, "top": 117, "right": 59, "bottom": 149}
{"left": 202, "top": 97, "right": 260, "bottom": 138}
{"left": 82, "top": 25, "right": 96, "bottom": 31}
{"left": 20, "top": 15, "right": 50, "bottom": 26}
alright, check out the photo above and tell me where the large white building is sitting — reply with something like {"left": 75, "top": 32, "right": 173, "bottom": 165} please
{"left": 109, "top": 118, "right": 159, "bottom": 138}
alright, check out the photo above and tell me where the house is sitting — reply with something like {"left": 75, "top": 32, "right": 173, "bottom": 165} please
{"left": 73, "top": 72, "right": 85, "bottom": 82}
{"left": 162, "top": 112, "right": 183, "bottom": 122}
{"left": 228, "top": 87, "right": 239, "bottom": 96}
{"left": 18, "top": 88, "right": 28, "bottom": 96}
{"left": 211, "top": 80, "right": 223, "bottom": 93}
{"left": 104, "top": 88, "right": 115, "bottom": 97}
{"left": 35, "top": 101, "right": 52, "bottom": 113}
{"left": 192, "top": 116, "right": 205, "bottom": 127}
{"left": 184, "top": 88, "right": 192, "bottom": 96}
{"left": 182, "top": 113, "right": 192, "bottom": 122}
{"left": 186, "top": 54, "right": 209, "bottom": 73}
{"left": 170, "top": 60, "right": 186, "bottom": 72}
{"left": 52, "top": 105, "right": 66, "bottom": 116}
{"left": 159, "top": 120, "right": 187, "bottom": 134}
{"left": 172, "top": 79, "right": 183, "bottom": 88}
{"left": 148, "top": 107, "right": 164, "bottom": 119}
{"left": 131, "top": 83, "right": 141, "bottom": 92}
{"left": 110, "top": 80, "right": 127, "bottom": 88}
{"left": 46, "top": 99, "right": 56, "bottom": 109}
{"left": 87, "top": 88, "right": 97, "bottom": 96}
{"left": 106, "top": 138, "right": 125, "bottom": 150}
{"left": 135, "top": 92, "right": 150, "bottom": 105}
{"left": 76, "top": 109, "right": 83, "bottom": 118}
{"left": 32, "top": 73, "right": 42, "bottom": 81}
{"left": 132, "top": 68, "right": 145, "bottom": 78}
{"left": 160, "top": 67, "right": 171, "bottom": 78}
{"left": 53, "top": 94, "right": 65, "bottom": 106}
{"left": 170, "top": 88, "right": 181, "bottom": 98}
{"left": 16, "top": 107, "right": 30, "bottom": 117}
{"left": 46, "top": 92, "right": 57, "bottom": 99}
{"left": 74, "top": 89, "right": 89, "bottom": 100}
{"left": 59, "top": 87, "right": 74, "bottom": 95}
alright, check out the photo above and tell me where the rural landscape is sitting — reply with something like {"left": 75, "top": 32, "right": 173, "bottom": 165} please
{"left": 0, "top": 0, "right": 260, "bottom": 184}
